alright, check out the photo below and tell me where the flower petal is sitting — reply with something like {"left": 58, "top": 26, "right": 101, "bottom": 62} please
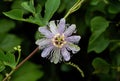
{"left": 41, "top": 46, "right": 54, "bottom": 57}
{"left": 49, "top": 21, "right": 58, "bottom": 34}
{"left": 64, "top": 24, "right": 76, "bottom": 36}
{"left": 50, "top": 48, "right": 61, "bottom": 64}
{"left": 38, "top": 27, "right": 53, "bottom": 38}
{"left": 58, "top": 18, "right": 66, "bottom": 34}
{"left": 61, "top": 48, "right": 70, "bottom": 61}
{"left": 35, "top": 38, "right": 51, "bottom": 49}
{"left": 66, "top": 36, "right": 81, "bottom": 43}
{"left": 66, "top": 42, "right": 80, "bottom": 54}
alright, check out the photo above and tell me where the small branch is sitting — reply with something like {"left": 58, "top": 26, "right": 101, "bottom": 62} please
{"left": 15, "top": 47, "right": 39, "bottom": 70}
{"left": 2, "top": 70, "right": 14, "bottom": 81}
{"left": 2, "top": 47, "right": 39, "bottom": 81}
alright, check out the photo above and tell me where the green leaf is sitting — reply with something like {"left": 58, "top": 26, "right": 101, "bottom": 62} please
{"left": 21, "top": 1, "right": 35, "bottom": 13}
{"left": 0, "top": 50, "right": 6, "bottom": 61}
{"left": 3, "top": 9, "right": 24, "bottom": 21}
{"left": 0, "top": 50, "right": 16, "bottom": 69}
{"left": 90, "top": 0, "right": 101, "bottom": 5}
{"left": 0, "top": 19, "right": 15, "bottom": 33}
{"left": 108, "top": 5, "right": 120, "bottom": 14}
{"left": 44, "top": 0, "right": 60, "bottom": 23}
{"left": 90, "top": 16, "right": 109, "bottom": 33}
{"left": 11, "top": 0, "right": 29, "bottom": 14}
{"left": 88, "top": 16, "right": 110, "bottom": 53}
{"left": 35, "top": 4, "right": 42, "bottom": 17}
{"left": 92, "top": 58, "right": 110, "bottom": 74}
{"left": 88, "top": 34, "right": 110, "bottom": 53}
{"left": 0, "top": 74, "right": 3, "bottom": 81}
{"left": 34, "top": 4, "right": 43, "bottom": 25}
{"left": 0, "top": 61, "right": 5, "bottom": 72}
{"left": 25, "top": 16, "right": 43, "bottom": 26}
{"left": 89, "top": 31, "right": 102, "bottom": 44}
{"left": 0, "top": 34, "right": 6, "bottom": 43}
{"left": 11, "top": 0, "right": 25, "bottom": 9}
{"left": 11, "top": 61, "right": 44, "bottom": 81}
{"left": 4, "top": 53, "right": 16, "bottom": 68}
{"left": 0, "top": 34, "right": 22, "bottom": 51}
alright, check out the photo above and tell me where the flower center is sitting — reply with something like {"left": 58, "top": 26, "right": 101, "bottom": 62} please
{"left": 52, "top": 33, "right": 66, "bottom": 48}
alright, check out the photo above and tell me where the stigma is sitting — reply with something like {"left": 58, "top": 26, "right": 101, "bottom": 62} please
{"left": 52, "top": 33, "right": 66, "bottom": 48}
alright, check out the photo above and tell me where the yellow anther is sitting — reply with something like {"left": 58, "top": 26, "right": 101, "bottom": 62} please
{"left": 52, "top": 33, "right": 66, "bottom": 48}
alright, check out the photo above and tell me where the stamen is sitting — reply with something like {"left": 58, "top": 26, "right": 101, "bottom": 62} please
{"left": 52, "top": 33, "right": 66, "bottom": 48}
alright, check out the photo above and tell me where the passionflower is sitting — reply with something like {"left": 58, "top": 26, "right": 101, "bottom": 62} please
{"left": 36, "top": 18, "right": 81, "bottom": 64}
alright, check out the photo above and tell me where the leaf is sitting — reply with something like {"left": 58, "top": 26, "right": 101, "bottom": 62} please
{"left": 88, "top": 34, "right": 110, "bottom": 53}
{"left": 88, "top": 16, "right": 110, "bottom": 53}
{"left": 0, "top": 34, "right": 6, "bottom": 43}
{"left": 21, "top": 1, "right": 35, "bottom": 13}
{"left": 11, "top": 0, "right": 26, "bottom": 9}
{"left": 35, "top": 4, "right": 42, "bottom": 17}
{"left": 11, "top": 61, "right": 44, "bottom": 81}
{"left": 90, "top": 0, "right": 101, "bottom": 5}
{"left": 108, "top": 1, "right": 120, "bottom": 14}
{"left": 44, "top": 0, "right": 60, "bottom": 23}
{"left": 34, "top": 4, "right": 43, "bottom": 25}
{"left": 0, "top": 34, "right": 22, "bottom": 51}
{"left": 4, "top": 53, "right": 16, "bottom": 68}
{"left": 3, "top": 9, "right": 24, "bottom": 21}
{"left": 25, "top": 15, "right": 43, "bottom": 26}
{"left": 0, "top": 74, "right": 3, "bottom": 81}
{"left": 0, "top": 49, "right": 16, "bottom": 69}
{"left": 0, "top": 50, "right": 6, "bottom": 61}
{"left": 0, "top": 19, "right": 15, "bottom": 33}
{"left": 92, "top": 58, "right": 110, "bottom": 74}
{"left": 90, "top": 16, "right": 109, "bottom": 33}
{"left": 0, "top": 61, "right": 5, "bottom": 72}
{"left": 108, "top": 5, "right": 120, "bottom": 14}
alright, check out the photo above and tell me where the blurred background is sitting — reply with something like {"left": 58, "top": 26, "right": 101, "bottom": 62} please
{"left": 0, "top": 0, "right": 120, "bottom": 81}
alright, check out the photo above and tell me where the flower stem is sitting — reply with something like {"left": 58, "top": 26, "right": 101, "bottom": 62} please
{"left": 16, "top": 49, "right": 21, "bottom": 66}
{"left": 2, "top": 47, "right": 39, "bottom": 81}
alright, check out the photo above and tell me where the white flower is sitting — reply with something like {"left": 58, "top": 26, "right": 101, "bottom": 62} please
{"left": 36, "top": 18, "right": 81, "bottom": 64}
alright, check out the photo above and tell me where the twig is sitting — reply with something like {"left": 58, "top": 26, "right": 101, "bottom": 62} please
{"left": 2, "top": 47, "right": 39, "bottom": 81}
{"left": 15, "top": 47, "right": 39, "bottom": 70}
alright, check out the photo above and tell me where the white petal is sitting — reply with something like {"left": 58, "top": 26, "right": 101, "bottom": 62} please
{"left": 58, "top": 18, "right": 66, "bottom": 34}
{"left": 38, "top": 27, "right": 53, "bottom": 38}
{"left": 50, "top": 48, "right": 61, "bottom": 64}
{"left": 64, "top": 24, "right": 76, "bottom": 36}
{"left": 66, "top": 42, "right": 80, "bottom": 54}
{"left": 35, "top": 38, "right": 51, "bottom": 49}
{"left": 49, "top": 21, "right": 58, "bottom": 34}
{"left": 66, "top": 36, "right": 81, "bottom": 43}
{"left": 61, "top": 48, "right": 70, "bottom": 61}
{"left": 41, "top": 46, "right": 54, "bottom": 57}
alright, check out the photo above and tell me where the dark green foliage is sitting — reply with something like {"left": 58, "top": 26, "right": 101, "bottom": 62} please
{"left": 0, "top": 0, "right": 120, "bottom": 81}
{"left": 11, "top": 62, "right": 44, "bottom": 81}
